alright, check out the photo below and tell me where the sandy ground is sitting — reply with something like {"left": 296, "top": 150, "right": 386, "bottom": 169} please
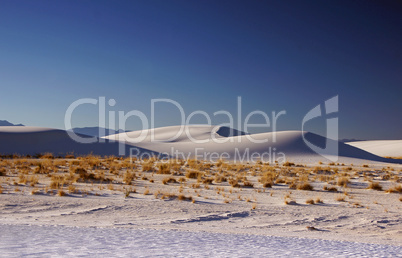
{"left": 1, "top": 159, "right": 401, "bottom": 247}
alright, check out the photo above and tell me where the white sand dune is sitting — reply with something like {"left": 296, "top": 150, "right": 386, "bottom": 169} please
{"left": 0, "top": 125, "right": 399, "bottom": 164}
{"left": 105, "top": 125, "right": 399, "bottom": 164}
{"left": 346, "top": 140, "right": 402, "bottom": 158}
{"left": 0, "top": 126, "right": 155, "bottom": 157}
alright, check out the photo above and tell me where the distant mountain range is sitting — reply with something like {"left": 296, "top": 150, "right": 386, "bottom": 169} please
{"left": 70, "top": 127, "right": 126, "bottom": 138}
{"left": 0, "top": 120, "right": 24, "bottom": 126}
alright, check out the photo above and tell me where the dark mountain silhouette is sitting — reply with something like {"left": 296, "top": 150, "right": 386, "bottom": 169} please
{"left": 0, "top": 120, "right": 24, "bottom": 126}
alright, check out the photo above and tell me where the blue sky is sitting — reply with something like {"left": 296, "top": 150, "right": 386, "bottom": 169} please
{"left": 0, "top": 0, "right": 401, "bottom": 139}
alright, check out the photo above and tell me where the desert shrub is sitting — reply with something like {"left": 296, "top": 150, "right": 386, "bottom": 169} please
{"left": 296, "top": 182, "right": 314, "bottom": 191}
{"left": 186, "top": 170, "right": 203, "bottom": 179}
{"left": 367, "top": 182, "right": 382, "bottom": 191}
{"left": 18, "top": 174, "right": 27, "bottom": 184}
{"left": 157, "top": 163, "right": 171, "bottom": 174}
{"left": 283, "top": 162, "right": 295, "bottom": 167}
{"left": 162, "top": 177, "right": 177, "bottom": 185}
{"left": 123, "top": 172, "right": 136, "bottom": 185}
{"left": 306, "top": 199, "right": 315, "bottom": 204}
{"left": 313, "top": 166, "right": 333, "bottom": 174}
{"left": 143, "top": 187, "right": 150, "bottom": 195}
{"left": 263, "top": 182, "right": 272, "bottom": 188}
{"left": 38, "top": 153, "right": 54, "bottom": 159}
{"left": 337, "top": 177, "right": 349, "bottom": 187}
{"left": 243, "top": 181, "right": 254, "bottom": 188}
{"left": 191, "top": 183, "right": 200, "bottom": 189}
{"left": 68, "top": 185, "right": 77, "bottom": 193}
{"left": 202, "top": 178, "right": 214, "bottom": 185}
{"left": 31, "top": 188, "right": 40, "bottom": 195}
{"left": 29, "top": 176, "right": 39, "bottom": 186}
{"left": 0, "top": 168, "right": 6, "bottom": 176}
{"left": 323, "top": 185, "right": 338, "bottom": 192}
{"left": 214, "top": 175, "right": 227, "bottom": 183}
{"left": 228, "top": 179, "right": 240, "bottom": 188}
{"left": 274, "top": 178, "right": 285, "bottom": 184}
{"left": 335, "top": 195, "right": 345, "bottom": 202}
{"left": 178, "top": 194, "right": 193, "bottom": 202}
{"left": 142, "top": 162, "right": 154, "bottom": 172}
{"left": 284, "top": 198, "right": 296, "bottom": 205}
{"left": 73, "top": 167, "right": 96, "bottom": 181}
{"left": 58, "top": 190, "right": 66, "bottom": 196}
{"left": 50, "top": 175, "right": 67, "bottom": 189}
{"left": 288, "top": 181, "right": 297, "bottom": 189}
{"left": 315, "top": 197, "right": 323, "bottom": 203}
{"left": 34, "top": 163, "right": 50, "bottom": 174}
{"left": 259, "top": 171, "right": 278, "bottom": 187}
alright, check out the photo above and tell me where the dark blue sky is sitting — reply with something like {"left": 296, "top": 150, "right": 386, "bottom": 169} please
{"left": 0, "top": 0, "right": 401, "bottom": 139}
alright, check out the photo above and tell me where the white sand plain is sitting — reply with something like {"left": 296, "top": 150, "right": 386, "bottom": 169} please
{"left": 0, "top": 125, "right": 401, "bottom": 251}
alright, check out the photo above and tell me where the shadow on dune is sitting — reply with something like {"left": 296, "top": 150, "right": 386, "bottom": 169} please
{"left": 303, "top": 132, "right": 402, "bottom": 164}
{"left": 0, "top": 129, "right": 158, "bottom": 157}
{"left": 215, "top": 126, "right": 247, "bottom": 137}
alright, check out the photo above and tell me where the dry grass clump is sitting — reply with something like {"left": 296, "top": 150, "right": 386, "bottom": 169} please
{"left": 296, "top": 182, "right": 314, "bottom": 191}
{"left": 262, "top": 182, "right": 272, "bottom": 188}
{"left": 123, "top": 171, "right": 136, "bottom": 185}
{"left": 177, "top": 177, "right": 186, "bottom": 183}
{"left": 335, "top": 195, "right": 346, "bottom": 202}
{"left": 29, "top": 176, "right": 39, "bottom": 187}
{"left": 228, "top": 179, "right": 240, "bottom": 188}
{"left": 143, "top": 187, "right": 150, "bottom": 195}
{"left": 367, "top": 182, "right": 383, "bottom": 191}
{"left": 178, "top": 194, "right": 193, "bottom": 202}
{"left": 315, "top": 197, "right": 323, "bottom": 203}
{"left": 72, "top": 167, "right": 96, "bottom": 181}
{"left": 50, "top": 175, "right": 67, "bottom": 189}
{"left": 68, "top": 185, "right": 77, "bottom": 193}
{"left": 186, "top": 170, "right": 203, "bottom": 179}
{"left": 323, "top": 185, "right": 338, "bottom": 192}
{"left": 155, "top": 191, "right": 193, "bottom": 202}
{"left": 0, "top": 185, "right": 3, "bottom": 194}
{"left": 259, "top": 171, "right": 278, "bottom": 187}
{"left": 284, "top": 198, "right": 297, "bottom": 205}
{"left": 157, "top": 163, "right": 171, "bottom": 174}
{"left": 142, "top": 161, "right": 154, "bottom": 172}
{"left": 242, "top": 180, "right": 254, "bottom": 188}
{"left": 0, "top": 168, "right": 6, "bottom": 176}
{"left": 385, "top": 185, "right": 402, "bottom": 193}
{"left": 214, "top": 175, "right": 227, "bottom": 183}
{"left": 282, "top": 162, "right": 295, "bottom": 167}
{"left": 33, "top": 163, "right": 50, "bottom": 174}
{"left": 337, "top": 177, "right": 350, "bottom": 187}
{"left": 57, "top": 190, "right": 66, "bottom": 196}
{"left": 202, "top": 178, "right": 214, "bottom": 185}
{"left": 31, "top": 188, "right": 40, "bottom": 195}
{"left": 306, "top": 198, "right": 315, "bottom": 204}
{"left": 162, "top": 177, "right": 177, "bottom": 185}
{"left": 18, "top": 174, "right": 27, "bottom": 184}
